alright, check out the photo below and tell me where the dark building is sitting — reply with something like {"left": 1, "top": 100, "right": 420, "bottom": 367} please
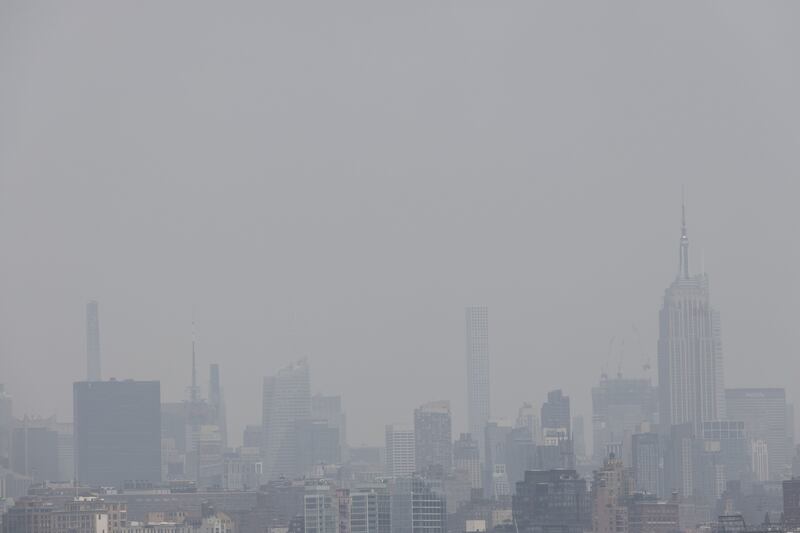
{"left": 295, "top": 418, "right": 341, "bottom": 475}
{"left": 513, "top": 469, "right": 590, "bottom": 533}
{"left": 11, "top": 426, "right": 59, "bottom": 483}
{"left": 784, "top": 478, "right": 800, "bottom": 530}
{"left": 627, "top": 494, "right": 679, "bottom": 533}
{"left": 541, "top": 390, "right": 570, "bottom": 435}
{"left": 74, "top": 379, "right": 161, "bottom": 487}
{"left": 414, "top": 401, "right": 452, "bottom": 475}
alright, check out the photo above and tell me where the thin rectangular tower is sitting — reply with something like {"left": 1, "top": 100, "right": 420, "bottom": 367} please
{"left": 466, "top": 305, "right": 490, "bottom": 461}
{"left": 86, "top": 300, "right": 101, "bottom": 382}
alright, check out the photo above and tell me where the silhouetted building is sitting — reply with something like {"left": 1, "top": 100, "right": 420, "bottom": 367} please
{"left": 296, "top": 419, "right": 341, "bottom": 476}
{"left": 262, "top": 359, "right": 311, "bottom": 480}
{"left": 414, "top": 401, "right": 452, "bottom": 475}
{"left": 658, "top": 205, "right": 725, "bottom": 434}
{"left": 86, "top": 300, "right": 101, "bottom": 382}
{"left": 541, "top": 391, "right": 570, "bottom": 436}
{"left": 466, "top": 306, "right": 490, "bottom": 462}
{"left": 513, "top": 469, "right": 590, "bottom": 533}
{"left": 783, "top": 478, "right": 800, "bottom": 530}
{"left": 74, "top": 379, "right": 161, "bottom": 487}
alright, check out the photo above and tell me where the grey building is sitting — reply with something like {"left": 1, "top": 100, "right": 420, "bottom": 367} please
{"left": 512, "top": 469, "right": 591, "bottom": 533}
{"left": 262, "top": 359, "right": 311, "bottom": 480}
{"left": 86, "top": 300, "right": 101, "bottom": 382}
{"left": 465, "top": 306, "right": 490, "bottom": 461}
{"left": 74, "top": 379, "right": 161, "bottom": 487}
{"left": 592, "top": 376, "right": 658, "bottom": 462}
{"left": 725, "top": 388, "right": 789, "bottom": 481}
{"left": 12, "top": 426, "right": 59, "bottom": 483}
{"left": 414, "top": 401, "right": 452, "bottom": 475}
{"left": 385, "top": 424, "right": 415, "bottom": 478}
{"left": 296, "top": 419, "right": 341, "bottom": 476}
{"left": 631, "top": 432, "right": 661, "bottom": 496}
{"left": 453, "top": 433, "right": 481, "bottom": 490}
{"left": 658, "top": 205, "right": 725, "bottom": 434}
{"left": 389, "top": 476, "right": 446, "bottom": 533}
{"left": 541, "top": 390, "right": 570, "bottom": 437}
{"left": 312, "top": 394, "right": 348, "bottom": 462}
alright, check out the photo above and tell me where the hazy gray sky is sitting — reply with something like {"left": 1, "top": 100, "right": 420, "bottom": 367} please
{"left": 1, "top": 2, "right": 799, "bottom": 446}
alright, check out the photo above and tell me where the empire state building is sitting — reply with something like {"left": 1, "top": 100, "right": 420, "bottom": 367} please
{"left": 657, "top": 204, "right": 725, "bottom": 433}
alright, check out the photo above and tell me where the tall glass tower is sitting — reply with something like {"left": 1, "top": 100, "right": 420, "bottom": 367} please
{"left": 657, "top": 203, "right": 725, "bottom": 434}
{"left": 466, "top": 306, "right": 490, "bottom": 460}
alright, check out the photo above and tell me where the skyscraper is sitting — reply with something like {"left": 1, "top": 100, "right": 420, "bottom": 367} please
{"left": 591, "top": 376, "right": 658, "bottom": 462}
{"left": 385, "top": 424, "right": 415, "bottom": 478}
{"left": 453, "top": 433, "right": 481, "bottom": 490}
{"left": 657, "top": 203, "right": 725, "bottom": 434}
{"left": 414, "top": 401, "right": 452, "bottom": 475}
{"left": 262, "top": 359, "right": 311, "bottom": 480}
{"left": 86, "top": 300, "right": 101, "bottom": 382}
{"left": 725, "top": 388, "right": 789, "bottom": 480}
{"left": 541, "top": 390, "right": 571, "bottom": 438}
{"left": 209, "top": 363, "right": 228, "bottom": 448}
{"left": 465, "top": 306, "right": 490, "bottom": 460}
{"left": 74, "top": 379, "right": 161, "bottom": 487}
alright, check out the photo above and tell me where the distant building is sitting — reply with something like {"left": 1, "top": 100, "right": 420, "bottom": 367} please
{"left": 783, "top": 478, "right": 800, "bottom": 530}
{"left": 385, "top": 425, "right": 415, "bottom": 478}
{"left": 74, "top": 379, "right": 161, "bottom": 487}
{"left": 541, "top": 390, "right": 570, "bottom": 436}
{"left": 453, "top": 433, "right": 481, "bottom": 490}
{"left": 296, "top": 419, "right": 341, "bottom": 476}
{"left": 86, "top": 300, "right": 101, "bottom": 382}
{"left": 304, "top": 483, "right": 339, "bottom": 533}
{"left": 12, "top": 425, "right": 59, "bottom": 483}
{"left": 466, "top": 306, "right": 490, "bottom": 461}
{"left": 312, "top": 394, "right": 348, "bottom": 462}
{"left": 389, "top": 476, "right": 446, "bottom": 533}
{"left": 725, "top": 388, "right": 789, "bottom": 480}
{"left": 751, "top": 439, "right": 769, "bottom": 482}
{"left": 484, "top": 421, "right": 512, "bottom": 499}
{"left": 0, "top": 385, "right": 12, "bottom": 467}
{"left": 513, "top": 469, "right": 590, "bottom": 533}
{"left": 591, "top": 376, "right": 657, "bottom": 463}
{"left": 631, "top": 433, "right": 661, "bottom": 496}
{"left": 515, "top": 403, "right": 540, "bottom": 444}
{"left": 658, "top": 204, "right": 725, "bottom": 434}
{"left": 627, "top": 494, "right": 679, "bottom": 533}
{"left": 572, "top": 415, "right": 586, "bottom": 460}
{"left": 262, "top": 359, "right": 311, "bottom": 480}
{"left": 591, "top": 456, "right": 629, "bottom": 533}
{"left": 414, "top": 401, "right": 452, "bottom": 475}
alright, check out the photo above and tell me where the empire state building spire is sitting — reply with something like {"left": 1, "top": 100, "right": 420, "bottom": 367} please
{"left": 679, "top": 198, "right": 689, "bottom": 279}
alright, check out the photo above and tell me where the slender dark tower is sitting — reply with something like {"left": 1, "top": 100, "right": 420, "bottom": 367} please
{"left": 86, "top": 301, "right": 101, "bottom": 382}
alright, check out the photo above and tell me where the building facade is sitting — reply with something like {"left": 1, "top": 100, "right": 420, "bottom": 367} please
{"left": 465, "top": 306, "right": 490, "bottom": 461}
{"left": 74, "top": 379, "right": 161, "bottom": 487}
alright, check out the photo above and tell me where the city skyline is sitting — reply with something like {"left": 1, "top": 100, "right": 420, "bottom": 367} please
{"left": 2, "top": 3, "right": 800, "bottom": 452}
